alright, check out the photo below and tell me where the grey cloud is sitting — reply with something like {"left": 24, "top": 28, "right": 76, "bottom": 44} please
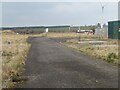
{"left": 2, "top": 2, "right": 118, "bottom": 27}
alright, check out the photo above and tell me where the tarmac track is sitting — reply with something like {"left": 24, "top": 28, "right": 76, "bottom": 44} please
{"left": 22, "top": 37, "right": 118, "bottom": 88}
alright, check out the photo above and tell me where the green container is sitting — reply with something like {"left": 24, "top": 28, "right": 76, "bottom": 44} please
{"left": 108, "top": 21, "right": 120, "bottom": 39}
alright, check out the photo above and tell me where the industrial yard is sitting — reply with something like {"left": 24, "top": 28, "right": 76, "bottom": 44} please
{"left": 1, "top": 1, "right": 119, "bottom": 89}
{"left": 1, "top": 21, "right": 120, "bottom": 88}
{"left": 1, "top": 30, "right": 119, "bottom": 88}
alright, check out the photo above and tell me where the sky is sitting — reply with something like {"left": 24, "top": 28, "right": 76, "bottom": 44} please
{"left": 118, "top": 1, "right": 120, "bottom": 20}
{"left": 1, "top": 1, "right": 119, "bottom": 27}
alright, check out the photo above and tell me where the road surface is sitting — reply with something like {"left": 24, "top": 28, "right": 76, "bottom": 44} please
{"left": 22, "top": 37, "right": 118, "bottom": 88}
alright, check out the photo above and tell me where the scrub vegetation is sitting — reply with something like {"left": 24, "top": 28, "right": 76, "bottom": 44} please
{"left": 64, "top": 38, "right": 119, "bottom": 64}
{"left": 2, "top": 30, "right": 30, "bottom": 88}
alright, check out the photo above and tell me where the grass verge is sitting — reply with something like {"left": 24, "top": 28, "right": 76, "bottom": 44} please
{"left": 64, "top": 39, "right": 119, "bottom": 65}
{"left": 2, "top": 30, "right": 30, "bottom": 88}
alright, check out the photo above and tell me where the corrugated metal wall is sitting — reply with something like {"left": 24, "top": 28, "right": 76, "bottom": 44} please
{"left": 108, "top": 21, "right": 120, "bottom": 39}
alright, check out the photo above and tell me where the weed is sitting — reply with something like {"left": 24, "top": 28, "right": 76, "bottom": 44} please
{"left": 107, "top": 53, "right": 118, "bottom": 63}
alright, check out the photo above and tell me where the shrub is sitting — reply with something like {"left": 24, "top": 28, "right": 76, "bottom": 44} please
{"left": 2, "top": 51, "right": 14, "bottom": 57}
{"left": 107, "top": 53, "right": 118, "bottom": 63}
{"left": 86, "top": 47, "right": 94, "bottom": 51}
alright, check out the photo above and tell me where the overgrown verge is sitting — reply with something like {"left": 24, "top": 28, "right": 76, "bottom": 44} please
{"left": 2, "top": 30, "right": 30, "bottom": 88}
{"left": 63, "top": 39, "right": 119, "bottom": 65}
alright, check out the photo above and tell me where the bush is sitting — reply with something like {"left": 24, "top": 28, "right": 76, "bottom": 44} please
{"left": 107, "top": 53, "right": 118, "bottom": 63}
{"left": 86, "top": 47, "right": 94, "bottom": 50}
{"left": 66, "top": 39, "right": 78, "bottom": 44}
{"left": 2, "top": 51, "right": 14, "bottom": 57}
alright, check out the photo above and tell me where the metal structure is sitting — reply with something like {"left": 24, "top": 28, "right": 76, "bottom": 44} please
{"left": 99, "top": 0, "right": 108, "bottom": 28}
{"left": 95, "top": 1, "right": 109, "bottom": 37}
{"left": 95, "top": 24, "right": 108, "bottom": 37}
{"left": 108, "top": 21, "right": 120, "bottom": 39}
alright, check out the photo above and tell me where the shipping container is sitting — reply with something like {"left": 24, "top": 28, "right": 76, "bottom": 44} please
{"left": 108, "top": 21, "right": 120, "bottom": 39}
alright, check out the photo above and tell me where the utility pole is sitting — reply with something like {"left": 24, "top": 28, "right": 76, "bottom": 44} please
{"left": 78, "top": 26, "right": 81, "bottom": 41}
{"left": 99, "top": 1, "right": 108, "bottom": 37}
{"left": 69, "top": 25, "right": 71, "bottom": 32}
{"left": 99, "top": 0, "right": 108, "bottom": 28}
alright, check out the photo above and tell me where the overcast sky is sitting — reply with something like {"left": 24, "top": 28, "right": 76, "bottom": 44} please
{"left": 2, "top": 2, "right": 118, "bottom": 27}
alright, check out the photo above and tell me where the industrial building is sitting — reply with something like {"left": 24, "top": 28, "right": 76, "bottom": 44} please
{"left": 108, "top": 20, "right": 120, "bottom": 39}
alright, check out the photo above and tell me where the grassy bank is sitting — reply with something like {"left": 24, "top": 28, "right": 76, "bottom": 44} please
{"left": 2, "top": 30, "right": 30, "bottom": 88}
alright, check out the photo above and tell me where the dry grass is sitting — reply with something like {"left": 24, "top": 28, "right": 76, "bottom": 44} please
{"left": 45, "top": 32, "right": 80, "bottom": 38}
{"left": 1, "top": 30, "right": 30, "bottom": 88}
{"left": 80, "top": 45, "right": 118, "bottom": 63}
{"left": 64, "top": 39, "right": 119, "bottom": 64}
{"left": 39, "top": 32, "right": 108, "bottom": 41}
